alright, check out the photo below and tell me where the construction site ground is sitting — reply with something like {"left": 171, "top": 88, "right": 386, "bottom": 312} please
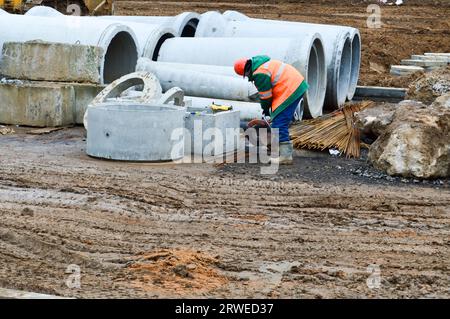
{"left": 0, "top": 1, "right": 449, "bottom": 299}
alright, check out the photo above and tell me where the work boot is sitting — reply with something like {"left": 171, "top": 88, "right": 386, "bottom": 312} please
{"left": 270, "top": 141, "right": 293, "bottom": 165}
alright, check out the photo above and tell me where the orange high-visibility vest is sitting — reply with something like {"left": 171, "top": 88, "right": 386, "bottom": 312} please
{"left": 253, "top": 60, "right": 304, "bottom": 113}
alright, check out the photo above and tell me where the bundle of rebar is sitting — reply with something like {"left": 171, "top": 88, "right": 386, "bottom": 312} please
{"left": 290, "top": 101, "right": 373, "bottom": 158}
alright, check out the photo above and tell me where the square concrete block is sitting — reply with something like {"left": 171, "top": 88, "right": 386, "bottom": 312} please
{"left": 0, "top": 41, "right": 102, "bottom": 84}
{"left": 411, "top": 55, "right": 450, "bottom": 62}
{"left": 401, "top": 59, "right": 448, "bottom": 67}
{"left": 72, "top": 83, "right": 105, "bottom": 124}
{"left": 390, "top": 65, "right": 424, "bottom": 76}
{"left": 184, "top": 107, "right": 241, "bottom": 156}
{"left": 0, "top": 80, "right": 104, "bottom": 127}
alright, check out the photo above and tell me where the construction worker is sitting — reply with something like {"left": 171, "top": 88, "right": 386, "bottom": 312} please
{"left": 234, "top": 55, "right": 308, "bottom": 164}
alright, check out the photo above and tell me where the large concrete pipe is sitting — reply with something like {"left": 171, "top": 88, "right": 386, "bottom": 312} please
{"left": 23, "top": 6, "right": 178, "bottom": 60}
{"left": 147, "top": 61, "right": 238, "bottom": 77}
{"left": 253, "top": 19, "right": 356, "bottom": 105}
{"left": 250, "top": 15, "right": 360, "bottom": 103}
{"left": 0, "top": 13, "right": 139, "bottom": 84}
{"left": 157, "top": 35, "right": 326, "bottom": 118}
{"left": 100, "top": 12, "right": 200, "bottom": 37}
{"left": 136, "top": 58, "right": 258, "bottom": 100}
{"left": 196, "top": 11, "right": 350, "bottom": 111}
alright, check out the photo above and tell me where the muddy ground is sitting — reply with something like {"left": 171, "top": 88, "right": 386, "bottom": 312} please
{"left": 0, "top": 127, "right": 448, "bottom": 298}
{"left": 117, "top": 0, "right": 450, "bottom": 87}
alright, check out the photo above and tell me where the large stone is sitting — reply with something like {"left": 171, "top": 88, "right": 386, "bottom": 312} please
{"left": 368, "top": 100, "right": 450, "bottom": 178}
{"left": 73, "top": 83, "right": 105, "bottom": 124}
{"left": 0, "top": 41, "right": 102, "bottom": 84}
{"left": 355, "top": 102, "right": 397, "bottom": 138}
{"left": 0, "top": 80, "right": 104, "bottom": 127}
{"left": 431, "top": 92, "right": 450, "bottom": 109}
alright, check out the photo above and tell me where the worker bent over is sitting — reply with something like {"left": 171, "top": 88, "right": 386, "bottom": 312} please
{"left": 234, "top": 55, "right": 308, "bottom": 165}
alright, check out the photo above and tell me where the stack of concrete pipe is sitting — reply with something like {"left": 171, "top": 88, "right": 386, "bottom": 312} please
{"left": 0, "top": 7, "right": 361, "bottom": 121}
{"left": 99, "top": 11, "right": 201, "bottom": 37}
{"left": 195, "top": 11, "right": 361, "bottom": 112}
{"left": 157, "top": 14, "right": 327, "bottom": 118}
{"left": 22, "top": 6, "right": 179, "bottom": 67}
{"left": 0, "top": 9, "right": 139, "bottom": 84}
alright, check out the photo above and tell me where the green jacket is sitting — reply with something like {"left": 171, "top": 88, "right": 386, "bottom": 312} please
{"left": 248, "top": 55, "right": 308, "bottom": 119}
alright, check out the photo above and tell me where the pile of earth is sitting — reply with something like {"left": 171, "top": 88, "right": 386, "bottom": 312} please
{"left": 407, "top": 66, "right": 450, "bottom": 104}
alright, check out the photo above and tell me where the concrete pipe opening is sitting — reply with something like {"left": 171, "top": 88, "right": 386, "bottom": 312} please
{"left": 181, "top": 17, "right": 199, "bottom": 37}
{"left": 348, "top": 31, "right": 361, "bottom": 100}
{"left": 103, "top": 31, "right": 138, "bottom": 84}
{"left": 151, "top": 32, "right": 176, "bottom": 61}
{"left": 336, "top": 36, "right": 352, "bottom": 107}
{"left": 304, "top": 37, "right": 326, "bottom": 118}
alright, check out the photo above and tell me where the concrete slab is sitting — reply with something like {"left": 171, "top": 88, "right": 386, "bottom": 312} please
{"left": 424, "top": 52, "right": 450, "bottom": 57}
{"left": 401, "top": 59, "right": 448, "bottom": 67}
{"left": 0, "top": 41, "right": 102, "bottom": 84}
{"left": 184, "top": 107, "right": 241, "bottom": 157}
{"left": 355, "top": 86, "right": 407, "bottom": 99}
{"left": 390, "top": 65, "right": 424, "bottom": 76}
{"left": 72, "top": 83, "right": 105, "bottom": 124}
{"left": 411, "top": 55, "right": 450, "bottom": 62}
{"left": 0, "top": 80, "right": 104, "bottom": 127}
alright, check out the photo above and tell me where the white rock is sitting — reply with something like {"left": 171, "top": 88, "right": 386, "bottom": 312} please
{"left": 369, "top": 100, "right": 450, "bottom": 178}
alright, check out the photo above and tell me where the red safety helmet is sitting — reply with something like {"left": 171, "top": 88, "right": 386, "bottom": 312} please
{"left": 234, "top": 58, "right": 249, "bottom": 77}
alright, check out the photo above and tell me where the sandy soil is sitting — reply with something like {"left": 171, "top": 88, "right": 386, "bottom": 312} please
{"left": 116, "top": 0, "right": 450, "bottom": 87}
{"left": 0, "top": 127, "right": 448, "bottom": 298}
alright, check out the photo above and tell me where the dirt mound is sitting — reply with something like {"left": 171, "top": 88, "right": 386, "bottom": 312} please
{"left": 123, "top": 249, "right": 228, "bottom": 296}
{"left": 407, "top": 66, "right": 450, "bottom": 104}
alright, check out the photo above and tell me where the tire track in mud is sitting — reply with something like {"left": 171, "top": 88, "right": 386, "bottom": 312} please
{"left": 0, "top": 128, "right": 449, "bottom": 298}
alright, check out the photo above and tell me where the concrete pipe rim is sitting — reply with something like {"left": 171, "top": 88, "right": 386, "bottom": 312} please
{"left": 222, "top": 10, "right": 250, "bottom": 21}
{"left": 24, "top": 6, "right": 63, "bottom": 17}
{"left": 141, "top": 26, "right": 177, "bottom": 61}
{"left": 336, "top": 35, "right": 352, "bottom": 107}
{"left": 327, "top": 31, "right": 352, "bottom": 109}
{"left": 195, "top": 11, "right": 227, "bottom": 37}
{"left": 97, "top": 24, "right": 140, "bottom": 85}
{"left": 347, "top": 30, "right": 361, "bottom": 101}
{"left": 173, "top": 12, "right": 200, "bottom": 37}
{"left": 290, "top": 33, "right": 326, "bottom": 118}
{"left": 303, "top": 35, "right": 326, "bottom": 118}
{"left": 92, "top": 102, "right": 185, "bottom": 113}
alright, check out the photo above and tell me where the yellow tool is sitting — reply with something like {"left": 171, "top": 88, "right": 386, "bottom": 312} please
{"left": 210, "top": 103, "right": 233, "bottom": 112}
